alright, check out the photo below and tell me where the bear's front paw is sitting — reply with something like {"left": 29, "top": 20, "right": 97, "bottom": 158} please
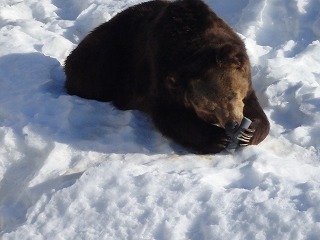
{"left": 209, "top": 132, "right": 231, "bottom": 153}
{"left": 246, "top": 117, "right": 270, "bottom": 145}
{"left": 238, "top": 128, "right": 255, "bottom": 146}
{"left": 218, "top": 134, "right": 232, "bottom": 148}
{"left": 200, "top": 130, "right": 231, "bottom": 154}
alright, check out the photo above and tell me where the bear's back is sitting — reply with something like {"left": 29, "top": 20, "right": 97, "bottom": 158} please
{"left": 64, "top": 0, "right": 169, "bottom": 102}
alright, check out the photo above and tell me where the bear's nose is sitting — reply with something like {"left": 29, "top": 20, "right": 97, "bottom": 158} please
{"left": 225, "top": 120, "right": 239, "bottom": 132}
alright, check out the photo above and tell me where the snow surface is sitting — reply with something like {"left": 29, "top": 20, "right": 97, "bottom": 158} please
{"left": 0, "top": 0, "right": 320, "bottom": 239}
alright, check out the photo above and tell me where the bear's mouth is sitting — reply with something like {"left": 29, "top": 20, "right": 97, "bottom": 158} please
{"left": 190, "top": 101, "right": 243, "bottom": 130}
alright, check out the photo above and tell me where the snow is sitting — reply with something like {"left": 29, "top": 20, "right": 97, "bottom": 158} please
{"left": 0, "top": 0, "right": 320, "bottom": 239}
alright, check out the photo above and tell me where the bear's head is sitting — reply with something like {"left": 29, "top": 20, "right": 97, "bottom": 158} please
{"left": 164, "top": 44, "right": 251, "bottom": 132}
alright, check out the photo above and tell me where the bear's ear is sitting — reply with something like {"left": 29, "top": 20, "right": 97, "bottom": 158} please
{"left": 217, "top": 44, "right": 247, "bottom": 70}
{"left": 165, "top": 75, "right": 178, "bottom": 89}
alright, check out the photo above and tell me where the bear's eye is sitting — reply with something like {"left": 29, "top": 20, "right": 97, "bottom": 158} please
{"left": 226, "top": 93, "right": 236, "bottom": 101}
{"left": 166, "top": 76, "right": 178, "bottom": 89}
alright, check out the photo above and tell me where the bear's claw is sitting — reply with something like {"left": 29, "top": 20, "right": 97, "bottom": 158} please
{"left": 237, "top": 129, "right": 254, "bottom": 144}
{"left": 239, "top": 143, "right": 249, "bottom": 147}
{"left": 245, "top": 128, "right": 256, "bottom": 133}
{"left": 219, "top": 137, "right": 231, "bottom": 148}
{"left": 239, "top": 131, "right": 253, "bottom": 139}
{"left": 237, "top": 132, "right": 250, "bottom": 141}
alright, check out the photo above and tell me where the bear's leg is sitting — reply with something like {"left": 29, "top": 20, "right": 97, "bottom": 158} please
{"left": 152, "top": 106, "right": 230, "bottom": 154}
{"left": 243, "top": 91, "right": 270, "bottom": 145}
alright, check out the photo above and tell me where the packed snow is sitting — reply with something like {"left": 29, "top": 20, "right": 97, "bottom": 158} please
{"left": 0, "top": 0, "right": 320, "bottom": 239}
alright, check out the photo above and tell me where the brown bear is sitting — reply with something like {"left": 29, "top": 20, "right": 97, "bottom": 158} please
{"left": 64, "top": 0, "right": 270, "bottom": 154}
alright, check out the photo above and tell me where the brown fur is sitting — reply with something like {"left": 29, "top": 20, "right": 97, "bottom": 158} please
{"left": 64, "top": 0, "right": 270, "bottom": 154}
